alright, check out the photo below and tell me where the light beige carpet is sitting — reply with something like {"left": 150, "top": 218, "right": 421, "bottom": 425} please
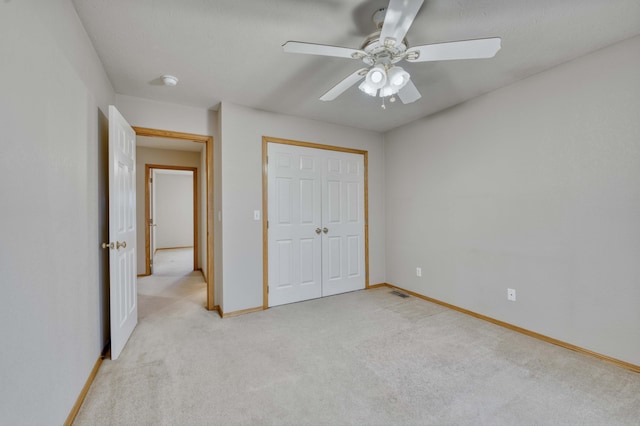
{"left": 137, "top": 248, "right": 202, "bottom": 320}
{"left": 75, "top": 251, "right": 640, "bottom": 425}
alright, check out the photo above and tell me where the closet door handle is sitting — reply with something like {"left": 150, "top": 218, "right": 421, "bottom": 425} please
{"left": 315, "top": 228, "right": 322, "bottom": 234}
{"left": 322, "top": 227, "right": 328, "bottom": 234}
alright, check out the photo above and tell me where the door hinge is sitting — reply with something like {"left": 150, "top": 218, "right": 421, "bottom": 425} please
{"left": 267, "top": 286, "right": 269, "bottom": 293}
{"left": 149, "top": 177, "right": 153, "bottom": 183}
{"left": 267, "top": 220, "right": 269, "bottom": 229}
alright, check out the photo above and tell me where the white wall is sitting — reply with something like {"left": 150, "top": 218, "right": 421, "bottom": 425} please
{"left": 155, "top": 172, "right": 194, "bottom": 249}
{"left": 135, "top": 147, "right": 201, "bottom": 272}
{"left": 219, "top": 103, "right": 386, "bottom": 313}
{"left": 384, "top": 35, "right": 640, "bottom": 366}
{"left": 0, "top": 0, "right": 115, "bottom": 424}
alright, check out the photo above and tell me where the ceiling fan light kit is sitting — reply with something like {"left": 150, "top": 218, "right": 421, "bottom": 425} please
{"left": 282, "top": 0, "right": 501, "bottom": 107}
{"left": 359, "top": 64, "right": 410, "bottom": 99}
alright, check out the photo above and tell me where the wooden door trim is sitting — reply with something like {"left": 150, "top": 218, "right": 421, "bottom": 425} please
{"left": 133, "top": 126, "right": 216, "bottom": 311}
{"left": 145, "top": 164, "right": 198, "bottom": 274}
{"left": 261, "top": 136, "right": 370, "bottom": 310}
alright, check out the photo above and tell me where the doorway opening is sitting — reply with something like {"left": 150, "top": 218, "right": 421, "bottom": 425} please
{"left": 133, "top": 127, "right": 215, "bottom": 311}
{"left": 146, "top": 166, "right": 197, "bottom": 275}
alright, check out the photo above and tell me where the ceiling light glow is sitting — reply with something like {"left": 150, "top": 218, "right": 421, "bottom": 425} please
{"left": 370, "top": 70, "right": 384, "bottom": 83}
{"left": 388, "top": 67, "right": 409, "bottom": 89}
{"left": 359, "top": 65, "right": 411, "bottom": 100}
{"left": 380, "top": 85, "right": 394, "bottom": 97}
{"left": 365, "top": 64, "right": 387, "bottom": 90}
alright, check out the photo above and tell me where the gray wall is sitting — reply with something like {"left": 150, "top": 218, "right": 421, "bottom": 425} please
{"left": 384, "top": 35, "right": 640, "bottom": 366}
{"left": 0, "top": 0, "right": 115, "bottom": 424}
{"left": 219, "top": 102, "right": 386, "bottom": 313}
{"left": 116, "top": 94, "right": 214, "bottom": 136}
{"left": 214, "top": 110, "right": 223, "bottom": 305}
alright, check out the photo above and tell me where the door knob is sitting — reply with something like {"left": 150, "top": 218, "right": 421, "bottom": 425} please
{"left": 315, "top": 228, "right": 322, "bottom": 234}
{"left": 101, "top": 242, "right": 114, "bottom": 249}
{"left": 322, "top": 227, "right": 328, "bottom": 234}
{"left": 116, "top": 241, "right": 127, "bottom": 249}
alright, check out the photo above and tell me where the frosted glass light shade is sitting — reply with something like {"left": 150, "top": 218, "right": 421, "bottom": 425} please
{"left": 365, "top": 65, "right": 387, "bottom": 89}
{"left": 358, "top": 80, "right": 377, "bottom": 96}
{"left": 380, "top": 85, "right": 395, "bottom": 97}
{"left": 370, "top": 70, "right": 384, "bottom": 83}
{"left": 387, "top": 67, "right": 409, "bottom": 90}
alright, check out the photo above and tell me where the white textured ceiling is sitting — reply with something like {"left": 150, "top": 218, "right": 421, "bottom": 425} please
{"left": 72, "top": 0, "right": 640, "bottom": 132}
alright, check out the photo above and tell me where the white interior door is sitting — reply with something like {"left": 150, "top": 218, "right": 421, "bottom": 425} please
{"left": 108, "top": 105, "right": 137, "bottom": 360}
{"left": 267, "top": 143, "right": 365, "bottom": 307}
{"left": 268, "top": 144, "right": 323, "bottom": 307}
{"left": 321, "top": 151, "right": 365, "bottom": 297}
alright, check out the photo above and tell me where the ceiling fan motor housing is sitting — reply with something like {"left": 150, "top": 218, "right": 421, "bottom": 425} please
{"left": 360, "top": 7, "right": 410, "bottom": 65}
{"left": 358, "top": 31, "right": 409, "bottom": 67}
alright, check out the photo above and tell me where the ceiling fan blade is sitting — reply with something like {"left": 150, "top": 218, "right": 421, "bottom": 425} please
{"left": 406, "top": 37, "right": 502, "bottom": 62}
{"left": 379, "top": 0, "right": 424, "bottom": 47}
{"left": 397, "top": 79, "right": 421, "bottom": 104}
{"left": 320, "top": 68, "right": 367, "bottom": 101}
{"left": 283, "top": 41, "right": 365, "bottom": 59}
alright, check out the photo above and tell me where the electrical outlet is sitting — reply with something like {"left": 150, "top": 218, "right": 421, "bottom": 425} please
{"left": 416, "top": 267, "right": 422, "bottom": 277}
{"left": 507, "top": 288, "right": 516, "bottom": 301}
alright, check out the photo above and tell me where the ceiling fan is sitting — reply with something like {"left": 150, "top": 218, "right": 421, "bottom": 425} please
{"left": 283, "top": 0, "right": 501, "bottom": 106}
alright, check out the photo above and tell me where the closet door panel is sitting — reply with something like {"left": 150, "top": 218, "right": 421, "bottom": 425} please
{"left": 322, "top": 151, "right": 365, "bottom": 297}
{"left": 268, "top": 144, "right": 323, "bottom": 307}
{"left": 268, "top": 142, "right": 365, "bottom": 305}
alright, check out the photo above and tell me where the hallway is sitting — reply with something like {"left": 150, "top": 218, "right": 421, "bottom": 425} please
{"left": 138, "top": 247, "right": 206, "bottom": 319}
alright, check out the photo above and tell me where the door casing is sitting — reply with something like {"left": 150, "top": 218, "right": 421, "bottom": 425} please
{"left": 262, "top": 136, "right": 370, "bottom": 310}
{"left": 133, "top": 126, "right": 216, "bottom": 311}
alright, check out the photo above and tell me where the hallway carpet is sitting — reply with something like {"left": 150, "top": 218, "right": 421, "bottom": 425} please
{"left": 136, "top": 248, "right": 201, "bottom": 320}
{"left": 75, "top": 257, "right": 640, "bottom": 424}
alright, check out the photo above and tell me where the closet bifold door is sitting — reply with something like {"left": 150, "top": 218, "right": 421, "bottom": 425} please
{"left": 267, "top": 143, "right": 323, "bottom": 307}
{"left": 320, "top": 151, "right": 365, "bottom": 297}
{"left": 267, "top": 142, "right": 365, "bottom": 307}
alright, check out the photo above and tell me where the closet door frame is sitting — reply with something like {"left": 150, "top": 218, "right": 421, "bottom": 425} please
{"left": 261, "top": 136, "right": 370, "bottom": 310}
